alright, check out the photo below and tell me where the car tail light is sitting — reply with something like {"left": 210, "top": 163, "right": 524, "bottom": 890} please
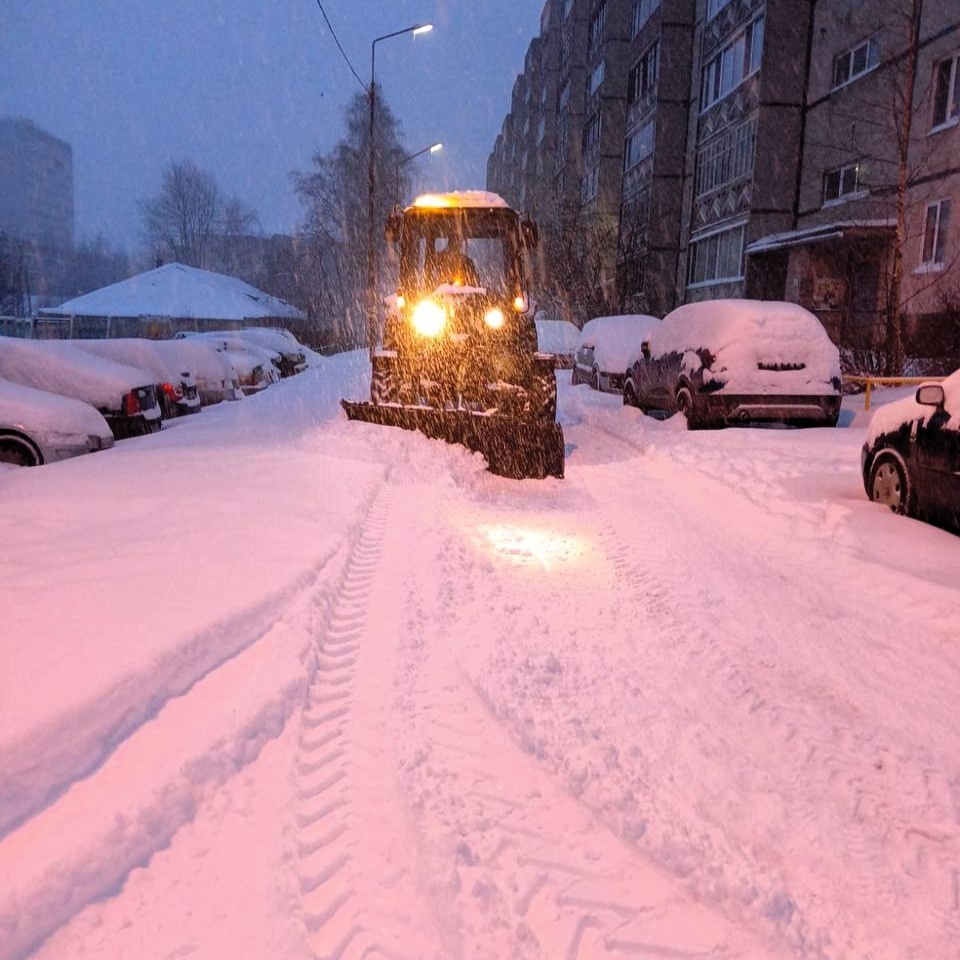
{"left": 122, "top": 390, "right": 140, "bottom": 415}
{"left": 161, "top": 382, "right": 184, "bottom": 400}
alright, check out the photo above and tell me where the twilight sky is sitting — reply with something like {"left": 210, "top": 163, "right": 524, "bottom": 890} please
{"left": 0, "top": 1, "right": 541, "bottom": 252}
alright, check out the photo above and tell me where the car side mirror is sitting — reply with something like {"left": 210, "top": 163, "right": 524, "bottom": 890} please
{"left": 916, "top": 383, "right": 945, "bottom": 408}
{"left": 641, "top": 341, "right": 651, "bottom": 360}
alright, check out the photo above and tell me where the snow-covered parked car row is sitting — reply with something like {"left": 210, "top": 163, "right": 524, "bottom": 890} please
{"left": 0, "top": 327, "right": 311, "bottom": 469}
{"left": 569, "top": 300, "right": 842, "bottom": 429}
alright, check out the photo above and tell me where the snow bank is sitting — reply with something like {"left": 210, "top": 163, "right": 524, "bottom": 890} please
{"left": 579, "top": 314, "right": 661, "bottom": 372}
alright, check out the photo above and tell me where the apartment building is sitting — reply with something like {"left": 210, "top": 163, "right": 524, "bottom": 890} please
{"left": 0, "top": 118, "right": 74, "bottom": 247}
{"left": 748, "top": 1, "right": 960, "bottom": 360}
{"left": 488, "top": 0, "right": 959, "bottom": 360}
{"left": 617, "top": 0, "right": 694, "bottom": 314}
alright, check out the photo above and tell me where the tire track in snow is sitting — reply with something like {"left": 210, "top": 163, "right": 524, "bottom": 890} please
{"left": 291, "top": 484, "right": 444, "bottom": 960}
{"left": 387, "top": 481, "right": 773, "bottom": 960}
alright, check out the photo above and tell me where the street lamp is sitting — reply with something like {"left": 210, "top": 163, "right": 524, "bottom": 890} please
{"left": 395, "top": 142, "right": 442, "bottom": 206}
{"left": 367, "top": 22, "right": 433, "bottom": 354}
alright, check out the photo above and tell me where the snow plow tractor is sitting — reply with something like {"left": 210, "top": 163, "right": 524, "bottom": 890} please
{"left": 341, "top": 191, "right": 565, "bottom": 479}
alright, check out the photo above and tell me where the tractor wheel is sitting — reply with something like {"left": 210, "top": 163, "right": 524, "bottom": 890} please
{"left": 370, "top": 355, "right": 400, "bottom": 405}
{"left": 527, "top": 366, "right": 558, "bottom": 421}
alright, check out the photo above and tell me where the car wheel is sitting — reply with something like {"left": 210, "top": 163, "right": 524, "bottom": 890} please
{"left": 593, "top": 369, "right": 601, "bottom": 392}
{"left": 868, "top": 453, "right": 911, "bottom": 515}
{"left": 570, "top": 365, "right": 580, "bottom": 386}
{"left": 623, "top": 379, "right": 639, "bottom": 408}
{"left": 0, "top": 437, "right": 40, "bottom": 467}
{"left": 676, "top": 387, "right": 700, "bottom": 429}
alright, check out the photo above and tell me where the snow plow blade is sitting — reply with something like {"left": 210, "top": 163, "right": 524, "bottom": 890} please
{"left": 341, "top": 400, "right": 565, "bottom": 480}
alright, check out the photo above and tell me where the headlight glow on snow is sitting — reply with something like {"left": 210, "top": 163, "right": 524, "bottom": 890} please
{"left": 483, "top": 307, "right": 505, "bottom": 330}
{"left": 411, "top": 298, "right": 446, "bottom": 337}
{"left": 479, "top": 524, "right": 584, "bottom": 571}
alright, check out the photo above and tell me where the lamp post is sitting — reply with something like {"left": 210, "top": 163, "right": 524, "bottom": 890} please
{"left": 367, "top": 22, "right": 433, "bottom": 354}
{"left": 395, "top": 142, "right": 442, "bottom": 206}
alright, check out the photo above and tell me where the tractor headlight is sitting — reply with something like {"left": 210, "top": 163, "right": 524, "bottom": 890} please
{"left": 411, "top": 299, "right": 446, "bottom": 338}
{"left": 483, "top": 307, "right": 506, "bottom": 330}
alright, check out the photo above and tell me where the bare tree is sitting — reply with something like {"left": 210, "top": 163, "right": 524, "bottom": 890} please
{"left": 293, "top": 89, "right": 410, "bottom": 348}
{"left": 140, "top": 160, "right": 221, "bottom": 268}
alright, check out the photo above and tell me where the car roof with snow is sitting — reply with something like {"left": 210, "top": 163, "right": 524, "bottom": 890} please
{"left": 579, "top": 313, "right": 661, "bottom": 373}
{"left": 0, "top": 337, "right": 156, "bottom": 409}
{"left": 0, "top": 376, "right": 113, "bottom": 439}
{"left": 866, "top": 367, "right": 960, "bottom": 444}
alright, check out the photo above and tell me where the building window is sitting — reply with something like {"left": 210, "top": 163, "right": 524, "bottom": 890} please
{"left": 624, "top": 120, "right": 655, "bottom": 171}
{"left": 631, "top": 0, "right": 660, "bottom": 37}
{"left": 921, "top": 199, "right": 951, "bottom": 265}
{"left": 932, "top": 53, "right": 960, "bottom": 128}
{"left": 583, "top": 111, "right": 602, "bottom": 153}
{"left": 589, "top": 2, "right": 607, "bottom": 55}
{"left": 701, "top": 17, "right": 764, "bottom": 110}
{"left": 695, "top": 117, "right": 757, "bottom": 196}
{"left": 628, "top": 41, "right": 659, "bottom": 104}
{"left": 822, "top": 161, "right": 866, "bottom": 203}
{"left": 707, "top": 0, "right": 732, "bottom": 20}
{"left": 687, "top": 223, "right": 745, "bottom": 285}
{"left": 581, "top": 165, "right": 600, "bottom": 202}
{"left": 588, "top": 60, "right": 606, "bottom": 96}
{"left": 832, "top": 36, "right": 879, "bottom": 89}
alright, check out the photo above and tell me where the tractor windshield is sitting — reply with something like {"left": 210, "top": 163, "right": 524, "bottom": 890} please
{"left": 399, "top": 208, "right": 523, "bottom": 298}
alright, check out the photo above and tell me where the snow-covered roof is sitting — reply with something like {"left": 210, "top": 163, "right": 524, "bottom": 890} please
{"left": 410, "top": 190, "right": 510, "bottom": 210}
{"left": 578, "top": 313, "right": 661, "bottom": 373}
{"left": 40, "top": 263, "right": 305, "bottom": 322}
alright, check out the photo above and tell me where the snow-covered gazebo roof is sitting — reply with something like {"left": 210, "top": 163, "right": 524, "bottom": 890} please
{"left": 41, "top": 262, "right": 305, "bottom": 322}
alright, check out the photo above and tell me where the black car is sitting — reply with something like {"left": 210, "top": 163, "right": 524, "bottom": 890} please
{"left": 623, "top": 300, "right": 842, "bottom": 428}
{"left": 861, "top": 371, "right": 960, "bottom": 534}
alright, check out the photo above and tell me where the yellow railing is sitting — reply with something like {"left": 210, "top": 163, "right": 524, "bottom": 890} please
{"left": 843, "top": 375, "right": 946, "bottom": 410}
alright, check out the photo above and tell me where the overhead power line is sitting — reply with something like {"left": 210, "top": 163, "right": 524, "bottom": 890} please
{"left": 314, "top": 1, "right": 367, "bottom": 91}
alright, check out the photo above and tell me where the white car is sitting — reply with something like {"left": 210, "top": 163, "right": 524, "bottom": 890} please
{"left": 0, "top": 377, "right": 114, "bottom": 467}
{"left": 182, "top": 333, "right": 281, "bottom": 394}
{"left": 571, "top": 313, "right": 662, "bottom": 393}
{"left": 199, "top": 327, "right": 308, "bottom": 377}
{"left": 535, "top": 316, "right": 581, "bottom": 369}
{"left": 0, "top": 337, "right": 162, "bottom": 439}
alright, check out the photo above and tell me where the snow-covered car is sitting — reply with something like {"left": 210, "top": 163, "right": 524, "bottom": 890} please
{"left": 70, "top": 339, "right": 202, "bottom": 419}
{"left": 0, "top": 377, "right": 114, "bottom": 466}
{"left": 571, "top": 313, "right": 661, "bottom": 393}
{"left": 623, "top": 300, "right": 842, "bottom": 428}
{"left": 179, "top": 333, "right": 280, "bottom": 394}
{"left": 204, "top": 327, "right": 308, "bottom": 378}
{"left": 0, "top": 337, "right": 162, "bottom": 439}
{"left": 861, "top": 369, "right": 960, "bottom": 533}
{"left": 535, "top": 315, "right": 580, "bottom": 369}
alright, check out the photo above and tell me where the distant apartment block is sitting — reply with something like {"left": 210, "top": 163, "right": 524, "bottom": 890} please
{"left": 489, "top": 0, "right": 960, "bottom": 361}
{"left": 0, "top": 118, "right": 75, "bottom": 247}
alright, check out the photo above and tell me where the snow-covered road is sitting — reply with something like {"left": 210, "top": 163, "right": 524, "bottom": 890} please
{"left": 2, "top": 353, "right": 958, "bottom": 960}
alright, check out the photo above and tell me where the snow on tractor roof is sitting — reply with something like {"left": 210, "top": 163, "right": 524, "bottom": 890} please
{"left": 411, "top": 191, "right": 510, "bottom": 210}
